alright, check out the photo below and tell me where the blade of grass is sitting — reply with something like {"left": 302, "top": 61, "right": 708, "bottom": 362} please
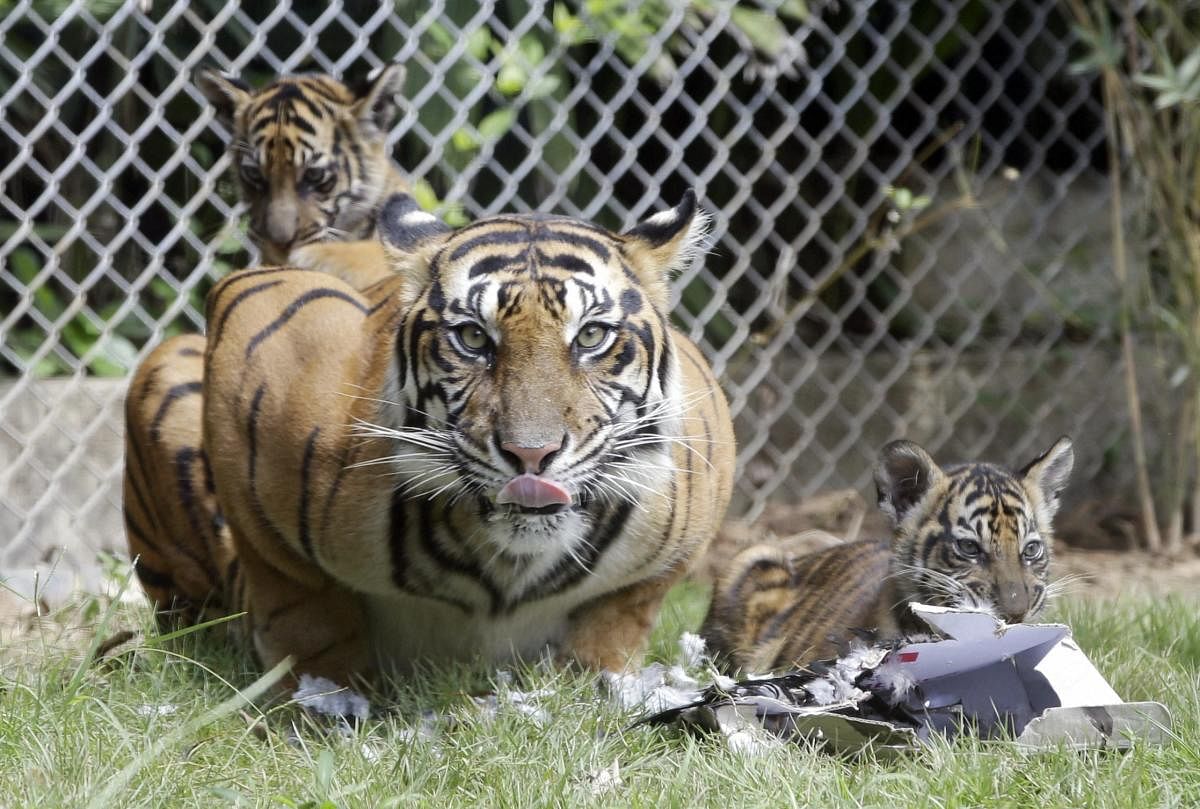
{"left": 85, "top": 656, "right": 292, "bottom": 809}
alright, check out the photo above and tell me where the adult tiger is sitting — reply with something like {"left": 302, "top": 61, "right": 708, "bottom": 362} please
{"left": 123, "top": 191, "right": 735, "bottom": 688}
{"left": 196, "top": 64, "right": 407, "bottom": 288}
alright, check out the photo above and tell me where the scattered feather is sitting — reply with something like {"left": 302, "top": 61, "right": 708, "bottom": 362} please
{"left": 581, "top": 761, "right": 623, "bottom": 796}
{"left": 678, "top": 632, "right": 707, "bottom": 669}
{"left": 292, "top": 675, "right": 370, "bottom": 723}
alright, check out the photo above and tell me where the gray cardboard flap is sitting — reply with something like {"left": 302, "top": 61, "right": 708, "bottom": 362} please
{"left": 1027, "top": 637, "right": 1121, "bottom": 706}
{"left": 786, "top": 712, "right": 919, "bottom": 757}
{"left": 1015, "top": 702, "right": 1172, "bottom": 750}
{"left": 888, "top": 605, "right": 1070, "bottom": 684}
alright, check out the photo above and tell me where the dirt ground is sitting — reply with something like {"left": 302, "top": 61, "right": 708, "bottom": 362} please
{"left": 703, "top": 491, "right": 1200, "bottom": 598}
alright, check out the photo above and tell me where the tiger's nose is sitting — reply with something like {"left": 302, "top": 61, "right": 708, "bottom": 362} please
{"left": 500, "top": 440, "right": 562, "bottom": 475}
{"left": 996, "top": 586, "right": 1030, "bottom": 623}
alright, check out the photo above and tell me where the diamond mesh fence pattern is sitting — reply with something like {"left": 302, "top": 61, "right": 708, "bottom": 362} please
{"left": 0, "top": 0, "right": 1142, "bottom": 580}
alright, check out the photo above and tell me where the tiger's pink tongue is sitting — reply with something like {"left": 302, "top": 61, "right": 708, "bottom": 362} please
{"left": 496, "top": 474, "right": 572, "bottom": 508}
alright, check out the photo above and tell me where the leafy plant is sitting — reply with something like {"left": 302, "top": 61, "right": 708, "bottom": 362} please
{"left": 1070, "top": 0, "right": 1200, "bottom": 553}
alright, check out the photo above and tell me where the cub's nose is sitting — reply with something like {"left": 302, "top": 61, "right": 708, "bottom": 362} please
{"left": 499, "top": 440, "right": 562, "bottom": 475}
{"left": 996, "top": 586, "right": 1031, "bottom": 624}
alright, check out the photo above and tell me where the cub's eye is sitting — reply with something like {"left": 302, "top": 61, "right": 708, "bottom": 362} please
{"left": 954, "top": 537, "right": 982, "bottom": 559}
{"left": 575, "top": 323, "right": 612, "bottom": 350}
{"left": 455, "top": 323, "right": 491, "bottom": 354}
{"left": 239, "top": 163, "right": 265, "bottom": 187}
{"left": 303, "top": 166, "right": 330, "bottom": 188}
{"left": 1021, "top": 540, "right": 1045, "bottom": 561}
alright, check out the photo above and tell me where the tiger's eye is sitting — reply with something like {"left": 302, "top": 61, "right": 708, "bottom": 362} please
{"left": 576, "top": 323, "right": 610, "bottom": 350}
{"left": 239, "top": 163, "right": 265, "bottom": 187}
{"left": 1021, "top": 540, "right": 1045, "bottom": 561}
{"left": 954, "top": 537, "right": 982, "bottom": 559}
{"left": 303, "top": 166, "right": 328, "bottom": 187}
{"left": 456, "top": 324, "right": 490, "bottom": 352}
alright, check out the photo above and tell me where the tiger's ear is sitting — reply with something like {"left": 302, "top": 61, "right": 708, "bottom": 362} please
{"left": 1020, "top": 436, "right": 1074, "bottom": 522}
{"left": 196, "top": 68, "right": 251, "bottom": 130}
{"left": 621, "top": 190, "right": 709, "bottom": 310}
{"left": 874, "top": 440, "right": 944, "bottom": 528}
{"left": 378, "top": 193, "right": 452, "bottom": 304}
{"left": 351, "top": 63, "right": 406, "bottom": 135}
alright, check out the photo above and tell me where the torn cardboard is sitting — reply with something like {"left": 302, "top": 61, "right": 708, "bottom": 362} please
{"left": 639, "top": 604, "right": 1171, "bottom": 755}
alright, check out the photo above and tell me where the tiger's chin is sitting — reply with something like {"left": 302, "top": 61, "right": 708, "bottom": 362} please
{"left": 485, "top": 506, "right": 591, "bottom": 559}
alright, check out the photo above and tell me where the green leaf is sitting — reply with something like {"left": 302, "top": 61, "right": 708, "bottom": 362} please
{"left": 467, "top": 27, "right": 492, "bottom": 60}
{"left": 103, "top": 334, "right": 138, "bottom": 369}
{"left": 528, "top": 75, "right": 562, "bottom": 100}
{"left": 777, "top": 0, "right": 808, "bottom": 21}
{"left": 1068, "top": 21, "right": 1122, "bottom": 74}
{"left": 451, "top": 127, "right": 479, "bottom": 152}
{"left": 409, "top": 179, "right": 442, "bottom": 214}
{"left": 519, "top": 35, "right": 546, "bottom": 67}
{"left": 424, "top": 22, "right": 455, "bottom": 55}
{"left": 729, "top": 7, "right": 788, "bottom": 59}
{"left": 496, "top": 62, "right": 527, "bottom": 96}
{"left": 552, "top": 3, "right": 591, "bottom": 44}
{"left": 149, "top": 277, "right": 179, "bottom": 304}
{"left": 61, "top": 320, "right": 93, "bottom": 358}
{"left": 9, "top": 246, "right": 40, "bottom": 284}
{"left": 477, "top": 108, "right": 517, "bottom": 142}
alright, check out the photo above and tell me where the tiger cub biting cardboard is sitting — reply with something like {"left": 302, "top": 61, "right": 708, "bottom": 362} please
{"left": 702, "top": 437, "right": 1074, "bottom": 672}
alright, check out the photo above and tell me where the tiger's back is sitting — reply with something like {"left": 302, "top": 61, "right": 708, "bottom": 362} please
{"left": 703, "top": 438, "right": 1074, "bottom": 673}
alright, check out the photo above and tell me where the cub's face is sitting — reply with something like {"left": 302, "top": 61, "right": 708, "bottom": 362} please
{"left": 196, "top": 66, "right": 405, "bottom": 264}
{"left": 377, "top": 194, "right": 705, "bottom": 533}
{"left": 874, "top": 437, "right": 1074, "bottom": 623}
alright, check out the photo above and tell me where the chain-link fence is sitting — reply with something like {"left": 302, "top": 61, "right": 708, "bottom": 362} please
{"left": 0, "top": 0, "right": 1156, "bottom": 584}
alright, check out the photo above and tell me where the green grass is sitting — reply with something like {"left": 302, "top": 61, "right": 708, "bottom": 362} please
{"left": 1, "top": 582, "right": 1198, "bottom": 808}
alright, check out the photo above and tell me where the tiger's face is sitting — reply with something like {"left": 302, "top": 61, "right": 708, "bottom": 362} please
{"left": 874, "top": 437, "right": 1074, "bottom": 623}
{"left": 375, "top": 193, "right": 705, "bottom": 551}
{"left": 197, "top": 66, "right": 406, "bottom": 264}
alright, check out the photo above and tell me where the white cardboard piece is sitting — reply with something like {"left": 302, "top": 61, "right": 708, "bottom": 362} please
{"left": 789, "top": 604, "right": 1171, "bottom": 754}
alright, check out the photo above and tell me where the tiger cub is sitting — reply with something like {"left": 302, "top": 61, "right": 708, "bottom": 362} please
{"left": 123, "top": 191, "right": 735, "bottom": 689}
{"left": 701, "top": 437, "right": 1074, "bottom": 673}
{"left": 196, "top": 64, "right": 408, "bottom": 288}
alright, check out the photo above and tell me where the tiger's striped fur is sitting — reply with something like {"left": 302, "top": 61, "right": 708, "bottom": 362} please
{"left": 197, "top": 65, "right": 408, "bottom": 288}
{"left": 124, "top": 191, "right": 735, "bottom": 686}
{"left": 701, "top": 437, "right": 1074, "bottom": 673}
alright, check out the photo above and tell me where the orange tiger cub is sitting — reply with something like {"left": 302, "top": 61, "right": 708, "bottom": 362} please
{"left": 701, "top": 437, "right": 1073, "bottom": 673}
{"left": 124, "top": 191, "right": 735, "bottom": 689}
{"left": 196, "top": 64, "right": 408, "bottom": 288}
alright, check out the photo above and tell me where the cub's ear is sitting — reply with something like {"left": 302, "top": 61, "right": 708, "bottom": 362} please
{"left": 874, "top": 440, "right": 943, "bottom": 527}
{"left": 195, "top": 68, "right": 251, "bottom": 130}
{"left": 621, "top": 190, "right": 709, "bottom": 310}
{"left": 378, "top": 193, "right": 453, "bottom": 304}
{"left": 351, "top": 62, "right": 406, "bottom": 135}
{"left": 1020, "top": 436, "right": 1074, "bottom": 522}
